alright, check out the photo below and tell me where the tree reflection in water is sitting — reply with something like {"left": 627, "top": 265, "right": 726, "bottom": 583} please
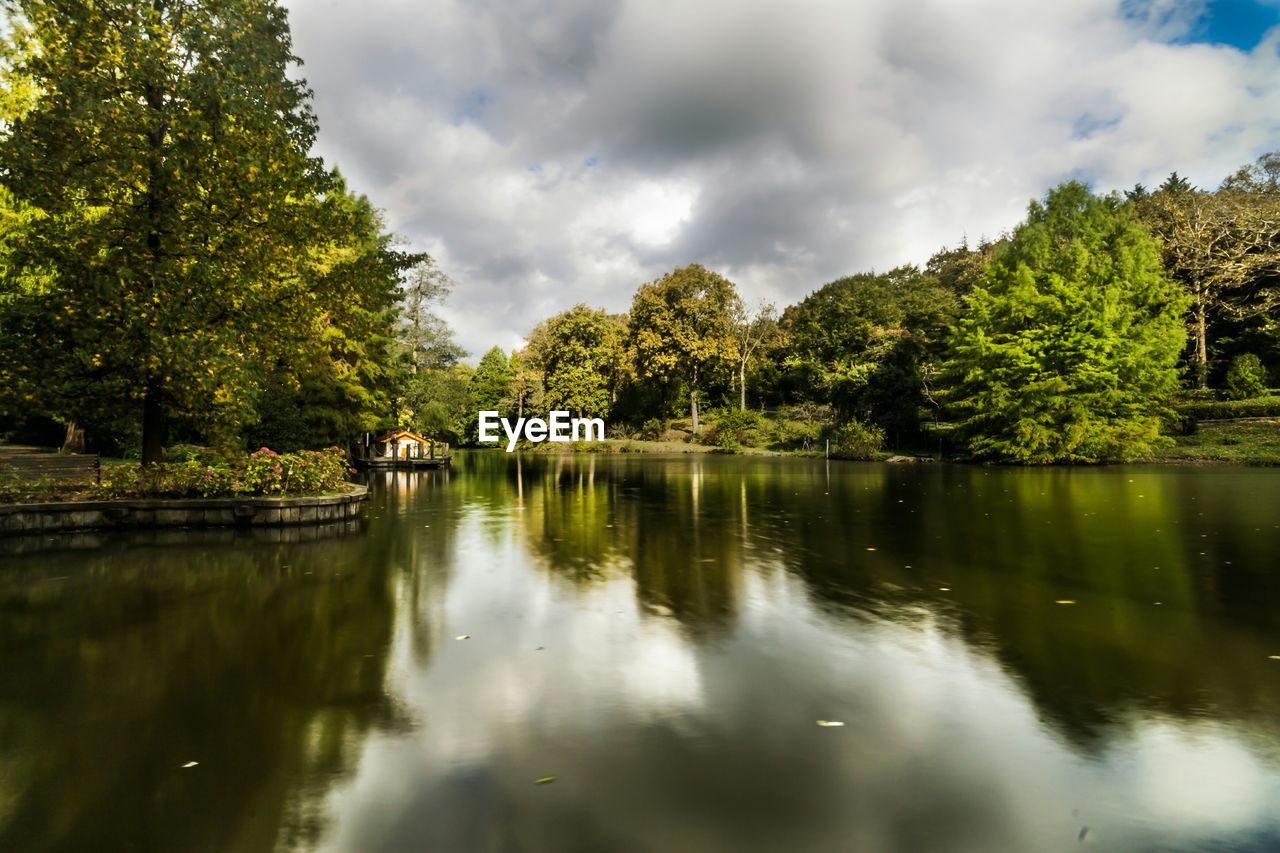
{"left": 3, "top": 455, "right": 1280, "bottom": 852}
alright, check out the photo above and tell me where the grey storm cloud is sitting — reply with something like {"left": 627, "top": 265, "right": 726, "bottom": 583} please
{"left": 285, "top": 0, "right": 1280, "bottom": 356}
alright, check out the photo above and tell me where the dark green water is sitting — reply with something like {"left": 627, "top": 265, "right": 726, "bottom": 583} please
{"left": 3, "top": 453, "right": 1280, "bottom": 852}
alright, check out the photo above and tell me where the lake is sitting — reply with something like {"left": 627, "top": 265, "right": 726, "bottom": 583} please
{"left": 2, "top": 453, "right": 1280, "bottom": 852}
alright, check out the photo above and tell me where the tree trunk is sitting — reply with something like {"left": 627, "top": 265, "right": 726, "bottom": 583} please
{"left": 62, "top": 422, "right": 86, "bottom": 454}
{"left": 690, "top": 387, "right": 699, "bottom": 435}
{"left": 141, "top": 385, "right": 165, "bottom": 466}
{"left": 739, "top": 360, "right": 747, "bottom": 410}
{"left": 1194, "top": 294, "right": 1209, "bottom": 389}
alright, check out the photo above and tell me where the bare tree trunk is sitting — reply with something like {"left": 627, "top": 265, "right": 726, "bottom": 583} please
{"left": 1195, "top": 294, "right": 1209, "bottom": 389}
{"left": 142, "top": 384, "right": 165, "bottom": 466}
{"left": 62, "top": 422, "right": 86, "bottom": 453}
{"left": 739, "top": 359, "right": 747, "bottom": 410}
{"left": 690, "top": 387, "right": 699, "bottom": 435}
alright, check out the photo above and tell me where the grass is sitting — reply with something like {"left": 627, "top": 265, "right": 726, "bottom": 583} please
{"left": 1155, "top": 418, "right": 1280, "bottom": 466}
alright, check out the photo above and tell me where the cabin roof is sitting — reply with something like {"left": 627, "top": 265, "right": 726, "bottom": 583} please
{"left": 376, "top": 428, "right": 435, "bottom": 444}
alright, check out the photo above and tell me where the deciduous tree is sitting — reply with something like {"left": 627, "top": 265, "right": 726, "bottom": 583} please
{"left": 945, "top": 182, "right": 1187, "bottom": 463}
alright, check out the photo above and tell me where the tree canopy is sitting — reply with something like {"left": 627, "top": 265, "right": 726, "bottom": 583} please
{"left": 944, "top": 182, "right": 1188, "bottom": 463}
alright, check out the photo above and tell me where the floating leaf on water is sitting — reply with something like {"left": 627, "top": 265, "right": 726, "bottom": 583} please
{"left": 181, "top": 761, "right": 199, "bottom": 768}
{"left": 816, "top": 720, "right": 845, "bottom": 727}
{"left": 939, "top": 587, "right": 950, "bottom": 592}
{"left": 865, "top": 547, "right": 877, "bottom": 552}
{"left": 455, "top": 635, "right": 470, "bottom": 640}
{"left": 535, "top": 646, "right": 545, "bottom": 651}
{"left": 534, "top": 775, "right": 556, "bottom": 784}
{"left": 1056, "top": 600, "right": 1077, "bottom": 605}
{"left": 1270, "top": 655, "right": 1280, "bottom": 661}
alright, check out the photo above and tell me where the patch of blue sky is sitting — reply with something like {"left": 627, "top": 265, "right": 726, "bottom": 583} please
{"left": 1124, "top": 0, "right": 1280, "bottom": 50}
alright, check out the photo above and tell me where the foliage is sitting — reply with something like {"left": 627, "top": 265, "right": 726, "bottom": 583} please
{"left": 527, "top": 305, "right": 625, "bottom": 417}
{"left": 828, "top": 420, "right": 885, "bottom": 460}
{"left": 99, "top": 448, "right": 350, "bottom": 498}
{"left": 1134, "top": 154, "right": 1280, "bottom": 388}
{"left": 780, "top": 266, "right": 958, "bottom": 435}
{"left": 0, "top": 0, "right": 340, "bottom": 462}
{"left": 1224, "top": 354, "right": 1269, "bottom": 401}
{"left": 469, "top": 347, "right": 513, "bottom": 415}
{"left": 944, "top": 182, "right": 1188, "bottom": 463}
{"left": 402, "top": 363, "right": 474, "bottom": 444}
{"left": 1174, "top": 396, "right": 1280, "bottom": 420}
{"left": 629, "top": 264, "right": 740, "bottom": 434}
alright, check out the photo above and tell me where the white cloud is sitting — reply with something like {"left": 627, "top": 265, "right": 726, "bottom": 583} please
{"left": 285, "top": 0, "right": 1280, "bottom": 356}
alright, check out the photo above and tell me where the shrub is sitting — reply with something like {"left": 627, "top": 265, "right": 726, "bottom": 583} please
{"left": 96, "top": 447, "right": 351, "bottom": 499}
{"left": 639, "top": 418, "right": 666, "bottom": 441}
{"left": 1175, "top": 397, "right": 1280, "bottom": 421}
{"left": 1225, "top": 354, "right": 1269, "bottom": 401}
{"left": 829, "top": 420, "right": 885, "bottom": 460}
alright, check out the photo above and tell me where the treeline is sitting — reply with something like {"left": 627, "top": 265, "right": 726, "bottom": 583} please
{"left": 2, "top": 1, "right": 1277, "bottom": 466}
{"left": 432, "top": 163, "right": 1280, "bottom": 463}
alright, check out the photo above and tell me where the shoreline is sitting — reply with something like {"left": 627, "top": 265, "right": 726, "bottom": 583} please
{"left": 0, "top": 484, "right": 368, "bottom": 537}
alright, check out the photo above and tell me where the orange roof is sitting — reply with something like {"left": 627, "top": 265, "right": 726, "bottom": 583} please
{"left": 376, "top": 428, "right": 435, "bottom": 444}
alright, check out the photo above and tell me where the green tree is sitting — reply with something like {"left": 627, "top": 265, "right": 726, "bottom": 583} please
{"left": 629, "top": 264, "right": 739, "bottom": 434}
{"left": 532, "top": 305, "right": 625, "bottom": 417}
{"left": 732, "top": 300, "right": 777, "bottom": 410}
{"left": 1135, "top": 156, "right": 1280, "bottom": 388}
{"left": 780, "top": 266, "right": 957, "bottom": 435}
{"left": 0, "top": 0, "right": 329, "bottom": 463}
{"left": 469, "top": 346, "right": 513, "bottom": 416}
{"left": 1224, "top": 353, "right": 1268, "bottom": 400}
{"left": 944, "top": 182, "right": 1188, "bottom": 463}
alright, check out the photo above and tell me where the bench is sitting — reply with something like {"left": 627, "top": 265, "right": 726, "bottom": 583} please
{"left": 0, "top": 449, "right": 102, "bottom": 484}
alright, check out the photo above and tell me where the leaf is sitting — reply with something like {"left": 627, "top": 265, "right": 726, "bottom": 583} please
{"left": 181, "top": 761, "right": 199, "bottom": 768}
{"left": 1056, "top": 600, "right": 1077, "bottom": 605}
{"left": 455, "top": 634, "right": 470, "bottom": 640}
{"left": 534, "top": 775, "right": 556, "bottom": 785}
{"left": 816, "top": 720, "right": 845, "bottom": 727}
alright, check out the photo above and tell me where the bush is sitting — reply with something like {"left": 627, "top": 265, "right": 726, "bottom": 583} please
{"left": 1175, "top": 397, "right": 1280, "bottom": 421}
{"left": 829, "top": 420, "right": 885, "bottom": 460}
{"left": 1225, "top": 354, "right": 1269, "bottom": 401}
{"left": 639, "top": 418, "right": 666, "bottom": 441}
{"left": 98, "top": 447, "right": 351, "bottom": 499}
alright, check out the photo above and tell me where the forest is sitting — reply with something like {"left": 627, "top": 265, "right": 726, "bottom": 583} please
{"left": 1, "top": 1, "right": 1278, "bottom": 465}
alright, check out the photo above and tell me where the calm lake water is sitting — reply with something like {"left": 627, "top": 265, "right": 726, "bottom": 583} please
{"left": 3, "top": 453, "right": 1280, "bottom": 852}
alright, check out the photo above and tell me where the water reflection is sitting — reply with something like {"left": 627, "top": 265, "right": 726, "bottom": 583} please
{"left": 2, "top": 455, "right": 1279, "bottom": 851}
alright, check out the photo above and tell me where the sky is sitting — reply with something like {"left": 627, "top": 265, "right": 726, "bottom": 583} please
{"left": 283, "top": 0, "right": 1280, "bottom": 358}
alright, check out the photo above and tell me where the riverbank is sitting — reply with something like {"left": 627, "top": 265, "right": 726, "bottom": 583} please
{"left": 509, "top": 418, "right": 1280, "bottom": 466}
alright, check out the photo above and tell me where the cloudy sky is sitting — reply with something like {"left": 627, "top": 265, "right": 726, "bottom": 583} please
{"left": 283, "top": 0, "right": 1280, "bottom": 358}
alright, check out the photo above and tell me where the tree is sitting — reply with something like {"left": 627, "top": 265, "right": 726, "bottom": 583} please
{"left": 400, "top": 259, "right": 465, "bottom": 372}
{"left": 629, "top": 264, "right": 739, "bottom": 434}
{"left": 732, "top": 300, "right": 777, "bottom": 410}
{"left": 944, "top": 182, "right": 1188, "bottom": 463}
{"left": 1137, "top": 160, "right": 1280, "bottom": 388}
{"left": 531, "top": 305, "right": 625, "bottom": 418}
{"left": 469, "top": 346, "right": 513, "bottom": 416}
{"left": 780, "top": 266, "right": 957, "bottom": 435}
{"left": 0, "top": 0, "right": 329, "bottom": 463}
{"left": 506, "top": 349, "right": 540, "bottom": 419}
{"left": 245, "top": 174, "right": 421, "bottom": 451}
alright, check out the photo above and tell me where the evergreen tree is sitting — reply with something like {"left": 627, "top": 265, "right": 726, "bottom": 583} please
{"left": 944, "top": 182, "right": 1188, "bottom": 463}
{"left": 469, "top": 346, "right": 513, "bottom": 415}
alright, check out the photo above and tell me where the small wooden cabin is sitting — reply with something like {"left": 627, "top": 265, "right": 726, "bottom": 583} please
{"left": 357, "top": 429, "right": 451, "bottom": 469}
